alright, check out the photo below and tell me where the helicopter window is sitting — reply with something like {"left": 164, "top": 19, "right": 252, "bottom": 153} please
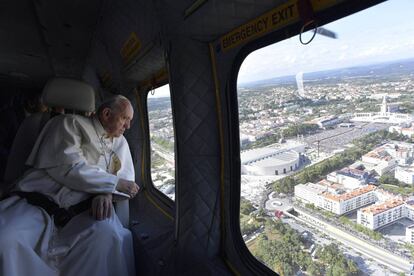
{"left": 147, "top": 84, "right": 175, "bottom": 201}
{"left": 238, "top": 0, "right": 414, "bottom": 274}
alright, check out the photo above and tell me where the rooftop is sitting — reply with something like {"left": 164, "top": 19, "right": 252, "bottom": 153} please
{"left": 250, "top": 150, "right": 299, "bottom": 167}
{"left": 322, "top": 185, "right": 376, "bottom": 202}
{"left": 363, "top": 148, "right": 393, "bottom": 161}
{"left": 337, "top": 167, "right": 367, "bottom": 179}
{"left": 317, "top": 179, "right": 343, "bottom": 190}
{"left": 361, "top": 199, "right": 405, "bottom": 215}
{"left": 241, "top": 141, "right": 305, "bottom": 164}
{"left": 296, "top": 183, "right": 329, "bottom": 194}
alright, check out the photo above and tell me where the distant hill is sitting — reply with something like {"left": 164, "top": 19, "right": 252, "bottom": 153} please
{"left": 238, "top": 57, "right": 414, "bottom": 89}
{"left": 239, "top": 75, "right": 296, "bottom": 88}
{"left": 147, "top": 96, "right": 171, "bottom": 111}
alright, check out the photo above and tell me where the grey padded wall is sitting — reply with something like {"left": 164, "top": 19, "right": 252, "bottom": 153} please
{"left": 168, "top": 36, "right": 224, "bottom": 273}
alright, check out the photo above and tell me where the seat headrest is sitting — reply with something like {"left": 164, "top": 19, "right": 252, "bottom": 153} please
{"left": 42, "top": 78, "right": 95, "bottom": 112}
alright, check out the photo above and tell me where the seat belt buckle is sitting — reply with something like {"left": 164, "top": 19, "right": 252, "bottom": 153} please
{"left": 53, "top": 208, "right": 72, "bottom": 227}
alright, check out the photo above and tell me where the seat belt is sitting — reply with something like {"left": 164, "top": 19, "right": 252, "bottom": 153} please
{"left": 14, "top": 191, "right": 92, "bottom": 227}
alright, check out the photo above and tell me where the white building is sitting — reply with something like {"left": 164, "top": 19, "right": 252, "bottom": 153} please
{"left": 387, "top": 103, "right": 400, "bottom": 113}
{"left": 383, "top": 142, "right": 414, "bottom": 165}
{"left": 389, "top": 123, "right": 414, "bottom": 138}
{"left": 320, "top": 184, "right": 377, "bottom": 215}
{"left": 404, "top": 203, "right": 414, "bottom": 244}
{"left": 406, "top": 201, "right": 414, "bottom": 221}
{"left": 361, "top": 141, "right": 414, "bottom": 176}
{"left": 294, "top": 181, "right": 377, "bottom": 215}
{"left": 395, "top": 166, "right": 414, "bottom": 185}
{"left": 357, "top": 199, "right": 405, "bottom": 230}
{"left": 361, "top": 147, "right": 396, "bottom": 176}
{"left": 351, "top": 96, "right": 414, "bottom": 124}
{"left": 375, "top": 188, "right": 396, "bottom": 203}
{"left": 240, "top": 132, "right": 256, "bottom": 146}
{"left": 294, "top": 182, "right": 326, "bottom": 207}
{"left": 241, "top": 141, "right": 305, "bottom": 176}
{"left": 326, "top": 167, "right": 368, "bottom": 189}
{"left": 406, "top": 225, "right": 414, "bottom": 244}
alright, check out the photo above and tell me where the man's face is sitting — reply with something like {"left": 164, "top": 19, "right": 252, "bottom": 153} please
{"left": 102, "top": 101, "right": 134, "bottom": 137}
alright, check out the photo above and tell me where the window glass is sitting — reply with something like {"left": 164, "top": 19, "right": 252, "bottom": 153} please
{"left": 148, "top": 85, "right": 175, "bottom": 200}
{"left": 238, "top": 1, "right": 414, "bottom": 275}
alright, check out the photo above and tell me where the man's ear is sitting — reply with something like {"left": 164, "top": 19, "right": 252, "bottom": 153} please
{"left": 102, "top": 107, "right": 111, "bottom": 118}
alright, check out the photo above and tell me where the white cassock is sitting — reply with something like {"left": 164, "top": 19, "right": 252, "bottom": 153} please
{"left": 0, "top": 114, "right": 136, "bottom": 276}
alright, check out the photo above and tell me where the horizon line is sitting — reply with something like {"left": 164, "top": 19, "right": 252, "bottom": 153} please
{"left": 238, "top": 56, "right": 414, "bottom": 87}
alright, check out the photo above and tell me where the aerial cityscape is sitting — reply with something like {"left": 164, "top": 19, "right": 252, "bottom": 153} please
{"left": 147, "top": 96, "right": 175, "bottom": 200}
{"left": 238, "top": 58, "right": 414, "bottom": 276}
{"left": 148, "top": 57, "right": 414, "bottom": 275}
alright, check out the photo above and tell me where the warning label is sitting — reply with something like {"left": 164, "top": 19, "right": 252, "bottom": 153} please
{"left": 220, "top": 0, "right": 337, "bottom": 51}
{"left": 121, "top": 32, "right": 141, "bottom": 66}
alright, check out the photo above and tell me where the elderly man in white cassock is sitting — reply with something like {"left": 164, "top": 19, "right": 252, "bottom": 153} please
{"left": 0, "top": 95, "right": 139, "bottom": 276}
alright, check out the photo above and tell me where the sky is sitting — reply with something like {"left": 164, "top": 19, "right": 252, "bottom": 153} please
{"left": 238, "top": 0, "right": 414, "bottom": 84}
{"left": 148, "top": 84, "right": 170, "bottom": 98}
{"left": 149, "top": 0, "right": 414, "bottom": 97}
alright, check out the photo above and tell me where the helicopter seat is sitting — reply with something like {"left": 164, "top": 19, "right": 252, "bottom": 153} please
{"left": 2, "top": 78, "right": 130, "bottom": 227}
{"left": 3, "top": 78, "right": 95, "bottom": 188}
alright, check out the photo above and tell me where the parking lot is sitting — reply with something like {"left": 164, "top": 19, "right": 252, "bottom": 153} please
{"left": 304, "top": 122, "right": 391, "bottom": 153}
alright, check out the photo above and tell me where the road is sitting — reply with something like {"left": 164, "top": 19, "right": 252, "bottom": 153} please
{"left": 295, "top": 210, "right": 413, "bottom": 273}
{"left": 244, "top": 227, "right": 265, "bottom": 244}
{"left": 152, "top": 142, "right": 174, "bottom": 165}
{"left": 264, "top": 194, "right": 411, "bottom": 274}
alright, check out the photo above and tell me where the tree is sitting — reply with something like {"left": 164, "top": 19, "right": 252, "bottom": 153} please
{"left": 326, "top": 262, "right": 347, "bottom": 276}
{"left": 297, "top": 171, "right": 311, "bottom": 184}
{"left": 319, "top": 244, "right": 340, "bottom": 264}
{"left": 240, "top": 219, "right": 259, "bottom": 235}
{"left": 273, "top": 176, "right": 296, "bottom": 194}
{"left": 379, "top": 174, "right": 404, "bottom": 186}
{"left": 256, "top": 208, "right": 266, "bottom": 217}
{"left": 279, "top": 263, "right": 294, "bottom": 276}
{"left": 307, "top": 262, "right": 323, "bottom": 276}
{"left": 318, "top": 244, "right": 360, "bottom": 275}
{"left": 347, "top": 259, "right": 359, "bottom": 275}
{"left": 240, "top": 197, "right": 255, "bottom": 215}
{"left": 282, "top": 123, "right": 319, "bottom": 138}
{"left": 297, "top": 251, "right": 312, "bottom": 271}
{"left": 305, "top": 203, "right": 316, "bottom": 210}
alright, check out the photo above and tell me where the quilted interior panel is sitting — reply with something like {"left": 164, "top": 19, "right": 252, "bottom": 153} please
{"left": 169, "top": 36, "right": 222, "bottom": 261}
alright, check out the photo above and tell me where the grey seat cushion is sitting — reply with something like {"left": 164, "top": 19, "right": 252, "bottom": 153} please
{"left": 3, "top": 112, "right": 51, "bottom": 189}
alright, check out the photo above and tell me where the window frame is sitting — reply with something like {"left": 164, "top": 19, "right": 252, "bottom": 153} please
{"left": 141, "top": 84, "right": 176, "bottom": 210}
{"left": 225, "top": 1, "right": 386, "bottom": 274}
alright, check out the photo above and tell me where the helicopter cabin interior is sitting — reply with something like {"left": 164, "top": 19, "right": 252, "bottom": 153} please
{"left": 0, "top": 0, "right": 397, "bottom": 275}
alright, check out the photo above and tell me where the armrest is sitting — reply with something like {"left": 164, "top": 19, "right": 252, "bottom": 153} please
{"left": 114, "top": 199, "right": 130, "bottom": 228}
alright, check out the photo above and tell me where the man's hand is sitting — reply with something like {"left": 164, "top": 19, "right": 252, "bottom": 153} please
{"left": 91, "top": 194, "right": 113, "bottom": 220}
{"left": 116, "top": 179, "right": 139, "bottom": 198}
